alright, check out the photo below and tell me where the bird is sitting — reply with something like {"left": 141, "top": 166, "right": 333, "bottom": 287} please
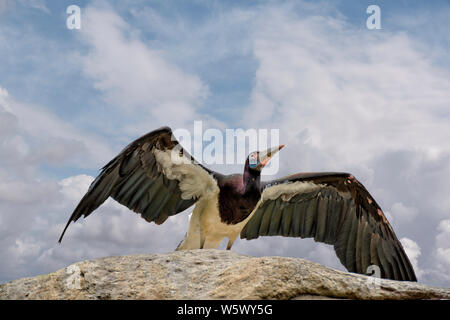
{"left": 59, "top": 126, "right": 417, "bottom": 282}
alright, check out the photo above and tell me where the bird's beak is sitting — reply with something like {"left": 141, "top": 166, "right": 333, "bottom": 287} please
{"left": 259, "top": 145, "right": 285, "bottom": 168}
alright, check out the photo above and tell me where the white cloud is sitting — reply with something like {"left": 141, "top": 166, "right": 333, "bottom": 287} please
{"left": 434, "top": 220, "right": 450, "bottom": 272}
{"left": 0, "top": 4, "right": 211, "bottom": 283}
{"left": 59, "top": 174, "right": 95, "bottom": 202}
{"left": 46, "top": 174, "right": 191, "bottom": 263}
{"left": 415, "top": 220, "right": 450, "bottom": 286}
{"left": 244, "top": 9, "right": 450, "bottom": 169}
{"left": 0, "top": 87, "right": 114, "bottom": 169}
{"left": 0, "top": 87, "right": 116, "bottom": 282}
{"left": 78, "top": 5, "right": 209, "bottom": 133}
{"left": 0, "top": 0, "right": 49, "bottom": 15}
{"left": 0, "top": 170, "right": 191, "bottom": 282}
{"left": 12, "top": 239, "right": 42, "bottom": 261}
{"left": 436, "top": 248, "right": 450, "bottom": 269}
{"left": 400, "top": 237, "right": 422, "bottom": 278}
{"left": 436, "top": 220, "right": 450, "bottom": 247}
{"left": 306, "top": 243, "right": 344, "bottom": 271}
{"left": 387, "top": 202, "right": 419, "bottom": 225}
{"left": 129, "top": 5, "right": 255, "bottom": 67}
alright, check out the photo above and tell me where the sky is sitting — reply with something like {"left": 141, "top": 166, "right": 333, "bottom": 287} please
{"left": 0, "top": 0, "right": 450, "bottom": 287}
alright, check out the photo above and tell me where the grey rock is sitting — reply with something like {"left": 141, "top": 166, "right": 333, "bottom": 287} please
{"left": 1, "top": 249, "right": 449, "bottom": 300}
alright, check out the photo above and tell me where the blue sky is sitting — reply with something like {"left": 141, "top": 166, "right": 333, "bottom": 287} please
{"left": 1, "top": 0, "right": 450, "bottom": 287}
{"left": 2, "top": 0, "right": 448, "bottom": 144}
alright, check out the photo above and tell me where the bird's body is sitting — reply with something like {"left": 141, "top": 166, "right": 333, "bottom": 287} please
{"left": 218, "top": 173, "right": 261, "bottom": 224}
{"left": 59, "top": 127, "right": 417, "bottom": 282}
{"left": 160, "top": 151, "right": 263, "bottom": 251}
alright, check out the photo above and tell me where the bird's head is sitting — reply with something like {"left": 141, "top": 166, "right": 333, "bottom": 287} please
{"left": 246, "top": 145, "right": 285, "bottom": 172}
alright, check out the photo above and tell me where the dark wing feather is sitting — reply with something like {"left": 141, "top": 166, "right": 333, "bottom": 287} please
{"left": 241, "top": 172, "right": 417, "bottom": 281}
{"left": 59, "top": 126, "right": 215, "bottom": 242}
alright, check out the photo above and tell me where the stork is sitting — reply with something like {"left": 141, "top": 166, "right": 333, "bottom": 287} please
{"left": 59, "top": 127, "right": 417, "bottom": 281}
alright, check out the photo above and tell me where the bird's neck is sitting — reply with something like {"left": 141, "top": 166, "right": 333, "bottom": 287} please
{"left": 243, "top": 163, "right": 261, "bottom": 194}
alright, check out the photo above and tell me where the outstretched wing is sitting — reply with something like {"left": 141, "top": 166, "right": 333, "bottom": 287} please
{"left": 59, "top": 126, "right": 219, "bottom": 242}
{"left": 241, "top": 172, "right": 417, "bottom": 281}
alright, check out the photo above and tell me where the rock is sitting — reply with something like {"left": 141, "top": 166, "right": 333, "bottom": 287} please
{"left": 1, "top": 249, "right": 449, "bottom": 300}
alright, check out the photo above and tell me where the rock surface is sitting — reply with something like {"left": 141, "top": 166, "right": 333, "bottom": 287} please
{"left": 1, "top": 249, "right": 449, "bottom": 300}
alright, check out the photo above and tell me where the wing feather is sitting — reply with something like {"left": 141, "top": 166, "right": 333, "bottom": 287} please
{"left": 281, "top": 204, "right": 294, "bottom": 236}
{"left": 360, "top": 220, "right": 372, "bottom": 275}
{"left": 268, "top": 199, "right": 283, "bottom": 236}
{"left": 304, "top": 197, "right": 318, "bottom": 238}
{"left": 59, "top": 127, "right": 217, "bottom": 243}
{"left": 259, "top": 201, "right": 276, "bottom": 236}
{"left": 345, "top": 205, "right": 358, "bottom": 272}
{"left": 241, "top": 172, "right": 417, "bottom": 281}
{"left": 314, "top": 196, "right": 328, "bottom": 243}
{"left": 291, "top": 200, "right": 304, "bottom": 237}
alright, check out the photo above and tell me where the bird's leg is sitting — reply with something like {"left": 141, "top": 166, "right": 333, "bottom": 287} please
{"left": 199, "top": 213, "right": 206, "bottom": 249}
{"left": 226, "top": 234, "right": 238, "bottom": 250}
{"left": 200, "top": 234, "right": 206, "bottom": 249}
{"left": 176, "top": 208, "right": 203, "bottom": 250}
{"left": 175, "top": 233, "right": 187, "bottom": 251}
{"left": 202, "top": 236, "right": 224, "bottom": 249}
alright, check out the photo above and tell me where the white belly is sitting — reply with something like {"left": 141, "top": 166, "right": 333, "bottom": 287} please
{"left": 176, "top": 193, "right": 250, "bottom": 250}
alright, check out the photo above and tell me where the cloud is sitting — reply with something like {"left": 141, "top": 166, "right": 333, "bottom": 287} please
{"left": 42, "top": 174, "right": 191, "bottom": 273}
{"left": 128, "top": 4, "right": 255, "bottom": 68}
{"left": 244, "top": 9, "right": 450, "bottom": 164}
{"left": 0, "top": 0, "right": 49, "bottom": 15}
{"left": 0, "top": 86, "right": 114, "bottom": 169}
{"left": 77, "top": 5, "right": 209, "bottom": 134}
{"left": 434, "top": 220, "right": 450, "bottom": 272}
{"left": 386, "top": 202, "right": 419, "bottom": 225}
{"left": 0, "top": 171, "right": 191, "bottom": 283}
{"left": 306, "top": 243, "right": 345, "bottom": 271}
{"left": 0, "top": 82, "right": 192, "bottom": 283}
{"left": 414, "top": 219, "right": 450, "bottom": 286}
{"left": 0, "top": 86, "right": 117, "bottom": 282}
{"left": 400, "top": 237, "right": 422, "bottom": 278}
{"left": 0, "top": 3, "right": 212, "bottom": 283}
